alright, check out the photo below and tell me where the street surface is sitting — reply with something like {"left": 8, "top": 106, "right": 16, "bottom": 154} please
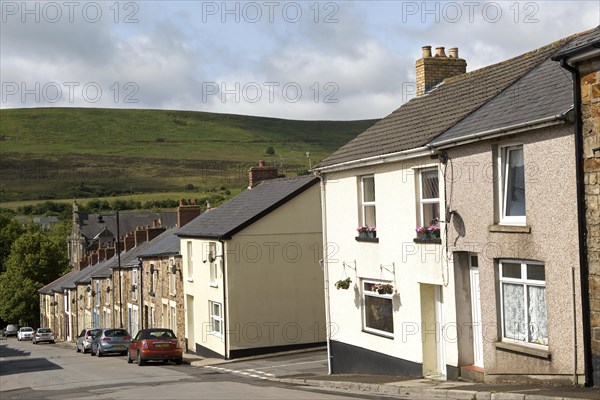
{"left": 1, "top": 338, "right": 444, "bottom": 400}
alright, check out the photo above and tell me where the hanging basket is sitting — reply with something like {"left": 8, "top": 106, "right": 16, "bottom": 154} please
{"left": 335, "top": 277, "right": 352, "bottom": 290}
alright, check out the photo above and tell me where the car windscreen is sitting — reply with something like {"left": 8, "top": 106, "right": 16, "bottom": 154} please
{"left": 38, "top": 328, "right": 52, "bottom": 333}
{"left": 145, "top": 330, "right": 175, "bottom": 339}
{"left": 104, "top": 329, "right": 128, "bottom": 337}
{"left": 22, "top": 328, "right": 33, "bottom": 332}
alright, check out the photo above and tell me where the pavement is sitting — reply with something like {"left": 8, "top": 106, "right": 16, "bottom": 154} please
{"left": 53, "top": 341, "right": 600, "bottom": 399}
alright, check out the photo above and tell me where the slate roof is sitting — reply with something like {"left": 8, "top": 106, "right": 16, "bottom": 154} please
{"left": 316, "top": 28, "right": 596, "bottom": 169}
{"left": 139, "top": 228, "right": 180, "bottom": 259}
{"left": 90, "top": 243, "right": 149, "bottom": 279}
{"left": 177, "top": 175, "right": 319, "bottom": 239}
{"left": 552, "top": 26, "right": 600, "bottom": 59}
{"left": 38, "top": 271, "right": 74, "bottom": 294}
{"left": 78, "top": 211, "right": 177, "bottom": 241}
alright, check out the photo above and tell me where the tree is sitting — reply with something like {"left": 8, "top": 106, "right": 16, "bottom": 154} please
{"left": 0, "top": 214, "right": 24, "bottom": 275}
{"left": 0, "top": 230, "right": 68, "bottom": 326}
{"left": 265, "top": 146, "right": 275, "bottom": 155}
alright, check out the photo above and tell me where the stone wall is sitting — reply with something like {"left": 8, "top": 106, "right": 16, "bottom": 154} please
{"left": 580, "top": 55, "right": 600, "bottom": 385}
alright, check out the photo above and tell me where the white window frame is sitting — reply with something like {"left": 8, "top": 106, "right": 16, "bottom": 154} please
{"left": 498, "top": 259, "right": 547, "bottom": 347}
{"left": 362, "top": 280, "right": 394, "bottom": 338}
{"left": 132, "top": 269, "right": 138, "bottom": 301}
{"left": 417, "top": 167, "right": 440, "bottom": 227}
{"left": 150, "top": 264, "right": 156, "bottom": 295}
{"left": 170, "top": 304, "right": 177, "bottom": 336}
{"left": 498, "top": 144, "right": 526, "bottom": 225}
{"left": 95, "top": 280, "right": 100, "bottom": 307}
{"left": 187, "top": 241, "right": 194, "bottom": 281}
{"left": 209, "top": 301, "right": 223, "bottom": 337}
{"left": 168, "top": 259, "right": 177, "bottom": 296}
{"left": 208, "top": 242, "right": 219, "bottom": 287}
{"left": 150, "top": 306, "right": 156, "bottom": 328}
{"left": 359, "top": 175, "right": 376, "bottom": 228}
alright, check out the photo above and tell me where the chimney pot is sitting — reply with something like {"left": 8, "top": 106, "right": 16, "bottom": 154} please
{"left": 416, "top": 45, "right": 466, "bottom": 96}
{"left": 435, "top": 47, "right": 446, "bottom": 57}
{"left": 448, "top": 47, "right": 459, "bottom": 58}
{"left": 422, "top": 46, "right": 432, "bottom": 58}
{"left": 258, "top": 160, "right": 265, "bottom": 167}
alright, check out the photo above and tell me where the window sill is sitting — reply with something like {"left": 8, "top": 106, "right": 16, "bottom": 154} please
{"left": 494, "top": 341, "right": 551, "bottom": 359}
{"left": 489, "top": 224, "right": 531, "bottom": 234}
{"left": 187, "top": 278, "right": 194, "bottom": 282}
{"left": 362, "top": 329, "right": 394, "bottom": 340}
{"left": 355, "top": 236, "right": 379, "bottom": 243}
{"left": 413, "top": 238, "right": 441, "bottom": 244}
{"left": 209, "top": 283, "right": 219, "bottom": 288}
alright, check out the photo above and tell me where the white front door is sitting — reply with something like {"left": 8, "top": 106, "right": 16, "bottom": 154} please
{"left": 434, "top": 286, "right": 447, "bottom": 377}
{"left": 470, "top": 255, "right": 484, "bottom": 367}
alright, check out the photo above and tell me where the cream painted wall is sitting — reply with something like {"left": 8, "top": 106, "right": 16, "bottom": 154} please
{"left": 183, "top": 183, "right": 325, "bottom": 357}
{"left": 227, "top": 184, "right": 325, "bottom": 351}
{"left": 445, "top": 124, "right": 584, "bottom": 379}
{"left": 183, "top": 238, "right": 225, "bottom": 356}
{"left": 323, "top": 157, "right": 459, "bottom": 370}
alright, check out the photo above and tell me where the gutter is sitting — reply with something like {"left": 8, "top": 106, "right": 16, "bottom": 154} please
{"left": 557, "top": 57, "right": 593, "bottom": 387}
{"left": 316, "top": 147, "right": 433, "bottom": 174}
{"left": 429, "top": 113, "right": 570, "bottom": 150}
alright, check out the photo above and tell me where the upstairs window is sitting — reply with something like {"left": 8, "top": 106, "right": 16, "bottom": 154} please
{"left": 187, "top": 241, "right": 194, "bottom": 280}
{"left": 132, "top": 269, "right": 138, "bottom": 301}
{"left": 499, "top": 145, "right": 526, "bottom": 225}
{"left": 358, "top": 176, "right": 376, "bottom": 232}
{"left": 208, "top": 242, "right": 219, "bottom": 286}
{"left": 168, "top": 259, "right": 177, "bottom": 296}
{"left": 416, "top": 168, "right": 440, "bottom": 237}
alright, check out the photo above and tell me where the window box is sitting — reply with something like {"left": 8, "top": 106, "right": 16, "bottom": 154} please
{"left": 413, "top": 237, "right": 442, "bottom": 244}
{"left": 355, "top": 236, "right": 379, "bottom": 243}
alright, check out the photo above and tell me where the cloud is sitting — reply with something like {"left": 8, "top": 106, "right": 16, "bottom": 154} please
{"left": 1, "top": 0, "right": 597, "bottom": 119}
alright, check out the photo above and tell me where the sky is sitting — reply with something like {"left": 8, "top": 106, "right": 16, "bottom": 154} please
{"left": 1, "top": 0, "right": 598, "bottom": 120}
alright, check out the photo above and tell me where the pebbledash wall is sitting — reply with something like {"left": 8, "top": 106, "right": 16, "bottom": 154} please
{"left": 323, "top": 156, "right": 459, "bottom": 379}
{"left": 579, "top": 55, "right": 600, "bottom": 385}
{"left": 445, "top": 123, "right": 585, "bottom": 382}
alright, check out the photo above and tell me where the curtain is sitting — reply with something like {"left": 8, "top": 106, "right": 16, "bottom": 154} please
{"left": 502, "top": 283, "right": 525, "bottom": 341}
{"left": 528, "top": 286, "right": 548, "bottom": 345}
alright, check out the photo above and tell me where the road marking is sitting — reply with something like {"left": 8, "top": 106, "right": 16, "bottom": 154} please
{"left": 205, "top": 365, "right": 271, "bottom": 380}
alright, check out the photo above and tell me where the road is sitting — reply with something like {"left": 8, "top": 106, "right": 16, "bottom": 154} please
{"left": 1, "top": 338, "right": 438, "bottom": 400}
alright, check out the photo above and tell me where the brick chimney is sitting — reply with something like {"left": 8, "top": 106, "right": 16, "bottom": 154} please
{"left": 177, "top": 200, "right": 201, "bottom": 227}
{"left": 134, "top": 226, "right": 147, "bottom": 247}
{"left": 124, "top": 233, "right": 136, "bottom": 252}
{"left": 248, "top": 160, "right": 278, "bottom": 188}
{"left": 416, "top": 45, "right": 467, "bottom": 96}
{"left": 98, "top": 247, "right": 106, "bottom": 262}
{"left": 105, "top": 247, "right": 115, "bottom": 260}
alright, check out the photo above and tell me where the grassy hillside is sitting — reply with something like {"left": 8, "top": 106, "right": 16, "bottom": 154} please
{"left": 0, "top": 108, "right": 377, "bottom": 203}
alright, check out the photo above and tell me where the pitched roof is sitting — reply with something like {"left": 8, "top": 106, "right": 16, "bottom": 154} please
{"left": 177, "top": 176, "right": 319, "bottom": 239}
{"left": 316, "top": 29, "right": 592, "bottom": 169}
{"left": 90, "top": 243, "right": 149, "bottom": 279}
{"left": 552, "top": 26, "right": 600, "bottom": 59}
{"left": 139, "top": 228, "right": 180, "bottom": 259}
{"left": 78, "top": 211, "right": 177, "bottom": 241}
{"left": 38, "top": 271, "right": 75, "bottom": 294}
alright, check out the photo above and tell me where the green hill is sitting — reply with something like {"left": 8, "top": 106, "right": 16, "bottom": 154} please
{"left": 0, "top": 108, "right": 377, "bottom": 203}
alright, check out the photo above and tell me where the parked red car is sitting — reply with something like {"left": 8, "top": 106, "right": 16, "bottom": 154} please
{"left": 127, "top": 328, "right": 182, "bottom": 366}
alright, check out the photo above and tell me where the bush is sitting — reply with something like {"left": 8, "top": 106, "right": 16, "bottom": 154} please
{"left": 265, "top": 146, "right": 275, "bottom": 155}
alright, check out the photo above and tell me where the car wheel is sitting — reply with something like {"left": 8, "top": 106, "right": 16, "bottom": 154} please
{"left": 91, "top": 346, "right": 95, "bottom": 356}
{"left": 33, "top": 340, "right": 37, "bottom": 345}
{"left": 127, "top": 350, "right": 133, "bottom": 364}
{"left": 50, "top": 341, "right": 54, "bottom": 344}
{"left": 175, "top": 358, "right": 183, "bottom": 365}
{"left": 137, "top": 351, "right": 145, "bottom": 366}
{"left": 97, "top": 347, "right": 103, "bottom": 357}
{"left": 76, "top": 344, "right": 80, "bottom": 352}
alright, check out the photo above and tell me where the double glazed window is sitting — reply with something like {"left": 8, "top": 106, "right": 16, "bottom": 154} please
{"left": 187, "top": 241, "right": 194, "bottom": 280}
{"left": 359, "top": 176, "right": 376, "bottom": 228}
{"left": 209, "top": 301, "right": 223, "bottom": 337}
{"left": 499, "top": 260, "right": 547, "bottom": 346}
{"left": 362, "top": 281, "right": 394, "bottom": 337}
{"left": 417, "top": 168, "right": 440, "bottom": 227}
{"left": 168, "top": 259, "right": 176, "bottom": 295}
{"left": 208, "top": 242, "right": 219, "bottom": 286}
{"left": 499, "top": 145, "right": 526, "bottom": 224}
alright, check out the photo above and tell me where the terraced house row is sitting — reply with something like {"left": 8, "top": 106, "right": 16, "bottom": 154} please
{"left": 39, "top": 27, "right": 600, "bottom": 386}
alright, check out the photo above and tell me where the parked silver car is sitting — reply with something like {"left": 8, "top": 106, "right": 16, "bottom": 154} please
{"left": 17, "top": 327, "right": 34, "bottom": 341}
{"left": 76, "top": 328, "right": 101, "bottom": 353}
{"left": 33, "top": 327, "right": 55, "bottom": 344}
{"left": 91, "top": 328, "right": 130, "bottom": 357}
{"left": 4, "top": 324, "right": 18, "bottom": 337}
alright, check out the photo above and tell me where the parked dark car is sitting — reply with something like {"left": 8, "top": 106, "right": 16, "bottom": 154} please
{"left": 33, "top": 327, "right": 55, "bottom": 344}
{"left": 91, "top": 328, "right": 130, "bottom": 357}
{"left": 76, "top": 328, "right": 101, "bottom": 353}
{"left": 127, "top": 328, "right": 183, "bottom": 366}
{"left": 4, "top": 324, "right": 18, "bottom": 337}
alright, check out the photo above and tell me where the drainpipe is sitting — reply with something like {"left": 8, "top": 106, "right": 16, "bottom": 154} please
{"left": 559, "top": 58, "right": 592, "bottom": 387}
{"left": 316, "top": 171, "right": 333, "bottom": 375}
{"left": 219, "top": 238, "right": 228, "bottom": 359}
{"left": 117, "top": 211, "right": 123, "bottom": 328}
{"left": 139, "top": 257, "right": 144, "bottom": 329}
